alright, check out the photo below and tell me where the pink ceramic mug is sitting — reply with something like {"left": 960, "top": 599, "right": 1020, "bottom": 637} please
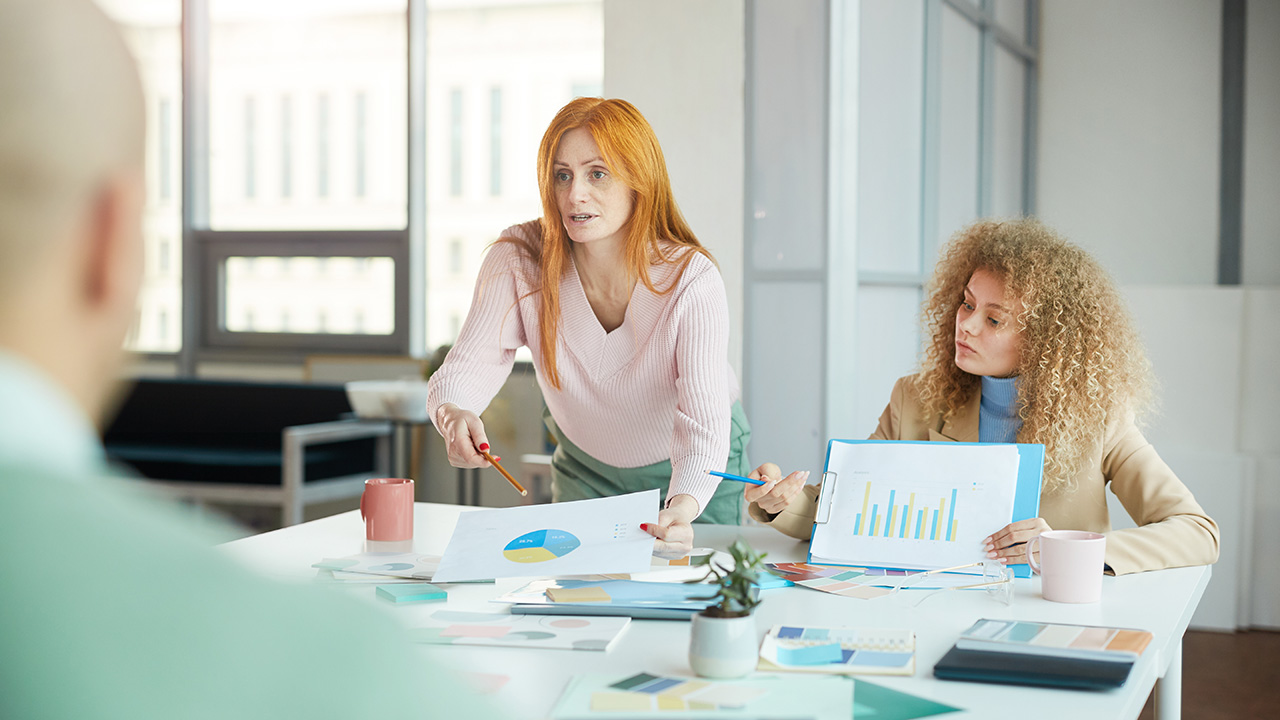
{"left": 1027, "top": 530, "right": 1106, "bottom": 603}
{"left": 360, "top": 478, "right": 414, "bottom": 542}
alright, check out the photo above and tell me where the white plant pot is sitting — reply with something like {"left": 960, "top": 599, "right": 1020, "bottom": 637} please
{"left": 688, "top": 611, "right": 758, "bottom": 679}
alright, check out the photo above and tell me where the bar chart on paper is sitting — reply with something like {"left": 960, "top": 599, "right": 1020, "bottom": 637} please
{"left": 810, "top": 441, "right": 1025, "bottom": 572}
{"left": 851, "top": 482, "right": 968, "bottom": 543}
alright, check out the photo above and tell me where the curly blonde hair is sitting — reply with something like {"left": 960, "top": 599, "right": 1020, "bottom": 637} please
{"left": 915, "top": 218, "right": 1153, "bottom": 493}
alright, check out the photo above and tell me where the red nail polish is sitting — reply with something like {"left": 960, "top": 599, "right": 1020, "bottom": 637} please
{"left": 478, "top": 443, "right": 490, "bottom": 452}
{"left": 492, "top": 456, "right": 501, "bottom": 462}
{"left": 640, "top": 523, "right": 652, "bottom": 532}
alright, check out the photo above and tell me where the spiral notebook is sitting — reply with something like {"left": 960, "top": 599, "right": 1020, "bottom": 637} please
{"left": 758, "top": 624, "right": 915, "bottom": 676}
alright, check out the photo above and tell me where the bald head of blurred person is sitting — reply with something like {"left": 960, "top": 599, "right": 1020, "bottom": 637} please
{"left": 0, "top": 0, "right": 146, "bottom": 427}
{"left": 0, "top": 5, "right": 505, "bottom": 717}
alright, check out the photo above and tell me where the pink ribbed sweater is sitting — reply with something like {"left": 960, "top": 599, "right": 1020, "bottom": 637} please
{"left": 426, "top": 222, "right": 739, "bottom": 514}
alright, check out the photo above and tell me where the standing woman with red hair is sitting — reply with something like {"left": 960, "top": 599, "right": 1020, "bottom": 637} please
{"left": 426, "top": 98, "right": 749, "bottom": 556}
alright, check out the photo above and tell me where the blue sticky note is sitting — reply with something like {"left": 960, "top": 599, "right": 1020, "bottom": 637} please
{"left": 846, "top": 650, "right": 913, "bottom": 668}
{"left": 753, "top": 571, "right": 795, "bottom": 590}
{"left": 776, "top": 642, "right": 844, "bottom": 666}
{"left": 376, "top": 583, "right": 447, "bottom": 604}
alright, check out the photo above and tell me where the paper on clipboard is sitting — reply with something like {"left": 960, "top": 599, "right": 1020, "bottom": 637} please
{"left": 810, "top": 440, "right": 1043, "bottom": 576}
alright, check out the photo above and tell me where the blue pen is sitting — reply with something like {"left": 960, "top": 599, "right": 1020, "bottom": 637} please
{"left": 707, "top": 469, "right": 766, "bottom": 486}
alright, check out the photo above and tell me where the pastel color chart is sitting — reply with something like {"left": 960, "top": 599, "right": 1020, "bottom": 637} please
{"left": 959, "top": 619, "right": 1153, "bottom": 659}
{"left": 551, "top": 673, "right": 856, "bottom": 718}
{"left": 765, "top": 563, "right": 895, "bottom": 599}
{"left": 760, "top": 625, "right": 916, "bottom": 675}
{"left": 589, "top": 673, "right": 768, "bottom": 712}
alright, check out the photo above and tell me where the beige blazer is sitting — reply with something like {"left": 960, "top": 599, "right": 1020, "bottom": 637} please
{"left": 749, "top": 375, "right": 1220, "bottom": 576}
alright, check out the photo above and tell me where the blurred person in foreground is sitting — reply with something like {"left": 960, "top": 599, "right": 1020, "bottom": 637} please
{"left": 0, "top": 1, "right": 495, "bottom": 717}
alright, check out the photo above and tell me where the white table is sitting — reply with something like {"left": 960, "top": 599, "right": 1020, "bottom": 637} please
{"left": 221, "top": 503, "right": 1209, "bottom": 720}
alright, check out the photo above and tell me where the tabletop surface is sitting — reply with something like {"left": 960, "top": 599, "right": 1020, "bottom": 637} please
{"left": 220, "top": 503, "right": 1211, "bottom": 720}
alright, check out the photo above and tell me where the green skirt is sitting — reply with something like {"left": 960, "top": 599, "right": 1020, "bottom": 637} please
{"left": 543, "top": 401, "right": 751, "bottom": 525}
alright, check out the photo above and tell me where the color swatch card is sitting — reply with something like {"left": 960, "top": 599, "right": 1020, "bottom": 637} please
{"left": 494, "top": 578, "right": 728, "bottom": 620}
{"left": 765, "top": 563, "right": 894, "bottom": 599}
{"left": 954, "top": 618, "right": 1153, "bottom": 661}
{"left": 758, "top": 625, "right": 916, "bottom": 676}
{"left": 766, "top": 562, "right": 996, "bottom": 601}
{"left": 433, "top": 490, "right": 659, "bottom": 583}
{"left": 551, "top": 673, "right": 854, "bottom": 719}
{"left": 590, "top": 674, "right": 767, "bottom": 712}
{"left": 409, "top": 609, "right": 629, "bottom": 652}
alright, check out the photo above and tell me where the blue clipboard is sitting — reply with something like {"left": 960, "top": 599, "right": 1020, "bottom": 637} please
{"left": 807, "top": 439, "right": 1045, "bottom": 578}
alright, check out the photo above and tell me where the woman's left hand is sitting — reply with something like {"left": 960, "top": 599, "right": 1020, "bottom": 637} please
{"left": 643, "top": 494, "right": 698, "bottom": 559}
{"left": 983, "top": 517, "right": 1053, "bottom": 565}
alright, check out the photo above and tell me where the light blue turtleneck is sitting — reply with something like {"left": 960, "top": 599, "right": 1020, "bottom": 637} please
{"left": 979, "top": 374, "right": 1022, "bottom": 443}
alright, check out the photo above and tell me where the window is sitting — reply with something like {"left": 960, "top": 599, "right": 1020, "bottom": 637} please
{"left": 159, "top": 97, "right": 172, "bottom": 203}
{"left": 244, "top": 96, "right": 256, "bottom": 199}
{"left": 97, "top": 0, "right": 182, "bottom": 355}
{"left": 355, "top": 91, "right": 368, "bottom": 199}
{"left": 316, "top": 93, "right": 330, "bottom": 200}
{"left": 449, "top": 239, "right": 463, "bottom": 276}
{"left": 96, "top": 0, "right": 601, "bottom": 363}
{"left": 280, "top": 96, "right": 292, "bottom": 199}
{"left": 489, "top": 86, "right": 502, "bottom": 197}
{"left": 424, "top": 1, "right": 602, "bottom": 352}
{"left": 449, "top": 87, "right": 464, "bottom": 198}
{"left": 839, "top": 0, "right": 1039, "bottom": 432}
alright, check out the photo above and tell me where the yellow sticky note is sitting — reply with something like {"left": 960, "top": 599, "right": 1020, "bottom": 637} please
{"left": 590, "top": 692, "right": 651, "bottom": 711}
{"left": 546, "top": 586, "right": 612, "bottom": 603}
{"left": 657, "top": 695, "right": 687, "bottom": 710}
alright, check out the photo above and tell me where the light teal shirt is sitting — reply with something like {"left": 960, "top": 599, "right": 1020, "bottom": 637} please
{"left": 0, "top": 354, "right": 498, "bottom": 719}
{"left": 0, "top": 352, "right": 105, "bottom": 479}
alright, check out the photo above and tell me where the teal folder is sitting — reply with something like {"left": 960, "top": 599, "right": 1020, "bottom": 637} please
{"left": 807, "top": 439, "right": 1045, "bottom": 578}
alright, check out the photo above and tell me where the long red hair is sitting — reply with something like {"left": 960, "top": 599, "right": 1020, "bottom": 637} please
{"left": 503, "top": 97, "right": 712, "bottom": 390}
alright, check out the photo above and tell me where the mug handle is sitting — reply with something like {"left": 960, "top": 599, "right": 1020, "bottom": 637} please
{"left": 1026, "top": 535, "right": 1043, "bottom": 575}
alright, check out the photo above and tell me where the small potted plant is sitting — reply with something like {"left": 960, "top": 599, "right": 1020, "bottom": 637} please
{"left": 686, "top": 539, "right": 767, "bottom": 679}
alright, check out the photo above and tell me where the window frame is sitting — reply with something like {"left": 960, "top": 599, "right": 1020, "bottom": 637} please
{"left": 174, "top": 0, "right": 424, "bottom": 371}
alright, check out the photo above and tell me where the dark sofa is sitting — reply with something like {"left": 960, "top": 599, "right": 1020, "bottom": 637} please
{"left": 104, "top": 377, "right": 391, "bottom": 526}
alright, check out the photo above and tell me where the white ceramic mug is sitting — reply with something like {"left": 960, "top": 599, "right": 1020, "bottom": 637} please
{"left": 1027, "top": 530, "right": 1106, "bottom": 603}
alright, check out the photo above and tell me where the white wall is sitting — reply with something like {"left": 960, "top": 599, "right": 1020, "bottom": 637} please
{"left": 1037, "top": 0, "right": 1221, "bottom": 284}
{"left": 1119, "top": 287, "right": 1280, "bottom": 630}
{"left": 602, "top": 0, "right": 746, "bottom": 377}
{"left": 1039, "top": 1, "right": 1280, "bottom": 629}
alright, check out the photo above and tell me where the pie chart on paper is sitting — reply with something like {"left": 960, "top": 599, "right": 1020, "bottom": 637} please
{"left": 503, "top": 529, "right": 581, "bottom": 563}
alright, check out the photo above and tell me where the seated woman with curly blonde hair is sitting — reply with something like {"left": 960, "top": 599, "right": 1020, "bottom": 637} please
{"left": 746, "top": 218, "right": 1219, "bottom": 575}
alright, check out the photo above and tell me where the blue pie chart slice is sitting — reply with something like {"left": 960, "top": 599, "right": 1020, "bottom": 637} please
{"left": 503, "top": 529, "right": 581, "bottom": 563}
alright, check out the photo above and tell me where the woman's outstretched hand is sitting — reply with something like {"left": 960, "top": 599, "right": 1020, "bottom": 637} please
{"left": 434, "top": 403, "right": 497, "bottom": 469}
{"left": 743, "top": 462, "right": 809, "bottom": 516}
{"left": 643, "top": 494, "right": 698, "bottom": 559}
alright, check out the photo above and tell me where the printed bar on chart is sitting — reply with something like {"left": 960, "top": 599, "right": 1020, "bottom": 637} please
{"left": 852, "top": 481, "right": 960, "bottom": 542}
{"left": 885, "top": 491, "right": 896, "bottom": 538}
{"left": 946, "top": 488, "right": 957, "bottom": 542}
